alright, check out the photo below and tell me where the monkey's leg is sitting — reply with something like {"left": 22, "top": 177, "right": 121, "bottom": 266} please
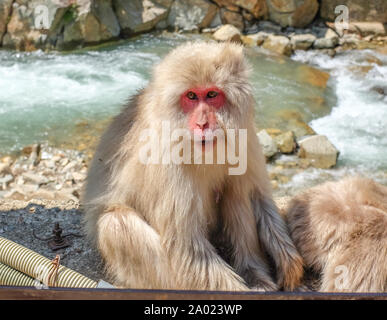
{"left": 97, "top": 206, "right": 172, "bottom": 289}
{"left": 220, "top": 191, "right": 278, "bottom": 291}
{"left": 162, "top": 225, "right": 249, "bottom": 291}
{"left": 253, "top": 195, "right": 304, "bottom": 291}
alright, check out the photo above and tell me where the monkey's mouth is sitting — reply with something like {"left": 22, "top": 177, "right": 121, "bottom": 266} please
{"left": 198, "top": 136, "right": 217, "bottom": 148}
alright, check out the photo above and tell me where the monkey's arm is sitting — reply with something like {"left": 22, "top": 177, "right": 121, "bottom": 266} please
{"left": 253, "top": 194, "right": 304, "bottom": 290}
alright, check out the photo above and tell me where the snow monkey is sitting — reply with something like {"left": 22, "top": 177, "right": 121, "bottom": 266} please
{"left": 287, "top": 177, "right": 387, "bottom": 292}
{"left": 83, "top": 41, "right": 303, "bottom": 291}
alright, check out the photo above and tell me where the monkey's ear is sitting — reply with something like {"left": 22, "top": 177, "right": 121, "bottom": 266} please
{"left": 216, "top": 43, "right": 249, "bottom": 78}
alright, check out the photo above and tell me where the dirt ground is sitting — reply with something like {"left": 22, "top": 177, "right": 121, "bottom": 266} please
{"left": 0, "top": 199, "right": 105, "bottom": 282}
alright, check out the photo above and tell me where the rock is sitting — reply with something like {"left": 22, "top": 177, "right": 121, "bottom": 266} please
{"left": 72, "top": 172, "right": 86, "bottom": 181}
{"left": 298, "top": 135, "right": 339, "bottom": 169}
{"left": 0, "top": 0, "right": 13, "bottom": 43}
{"left": 0, "top": 174, "right": 14, "bottom": 189}
{"left": 313, "top": 29, "right": 339, "bottom": 49}
{"left": 352, "top": 22, "right": 386, "bottom": 36}
{"left": 167, "top": 0, "right": 217, "bottom": 32}
{"left": 1, "top": 156, "right": 13, "bottom": 166}
{"left": 22, "top": 173, "right": 49, "bottom": 185}
{"left": 265, "top": 128, "right": 283, "bottom": 137}
{"left": 0, "top": 163, "right": 11, "bottom": 175}
{"left": 275, "top": 131, "right": 296, "bottom": 154}
{"left": 256, "top": 20, "right": 282, "bottom": 33}
{"left": 91, "top": 0, "right": 120, "bottom": 40}
{"left": 235, "top": 0, "right": 267, "bottom": 19}
{"left": 241, "top": 31, "right": 268, "bottom": 46}
{"left": 220, "top": 9, "right": 244, "bottom": 31}
{"left": 266, "top": 0, "right": 319, "bottom": 28}
{"left": 297, "top": 65, "right": 330, "bottom": 89}
{"left": 114, "top": 0, "right": 170, "bottom": 36}
{"left": 257, "top": 130, "right": 278, "bottom": 158}
{"left": 313, "top": 38, "right": 338, "bottom": 49}
{"left": 290, "top": 33, "right": 316, "bottom": 50}
{"left": 262, "top": 35, "right": 292, "bottom": 56}
{"left": 320, "top": 0, "right": 387, "bottom": 23}
{"left": 212, "top": 24, "right": 242, "bottom": 42}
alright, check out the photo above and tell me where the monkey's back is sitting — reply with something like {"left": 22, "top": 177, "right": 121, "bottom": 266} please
{"left": 287, "top": 177, "right": 387, "bottom": 292}
{"left": 82, "top": 94, "right": 141, "bottom": 242}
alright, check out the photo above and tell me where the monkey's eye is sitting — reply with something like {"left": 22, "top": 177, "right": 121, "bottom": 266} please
{"left": 207, "top": 91, "right": 218, "bottom": 98}
{"left": 187, "top": 91, "right": 198, "bottom": 100}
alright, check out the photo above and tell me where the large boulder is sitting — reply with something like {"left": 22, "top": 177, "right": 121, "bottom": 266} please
{"left": 2, "top": 0, "right": 68, "bottom": 50}
{"left": 167, "top": 0, "right": 217, "bottom": 32}
{"left": 113, "top": 0, "right": 171, "bottom": 36}
{"left": 320, "top": 0, "right": 387, "bottom": 23}
{"left": 58, "top": 0, "right": 120, "bottom": 49}
{"left": 213, "top": 0, "right": 267, "bottom": 19}
{"left": 0, "top": 0, "right": 13, "bottom": 43}
{"left": 2, "top": 0, "right": 121, "bottom": 50}
{"left": 220, "top": 8, "right": 244, "bottom": 31}
{"left": 266, "top": 0, "right": 319, "bottom": 28}
{"left": 298, "top": 135, "right": 339, "bottom": 169}
{"left": 235, "top": 0, "right": 267, "bottom": 19}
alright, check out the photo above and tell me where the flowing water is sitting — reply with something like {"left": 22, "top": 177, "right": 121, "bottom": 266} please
{"left": 0, "top": 32, "right": 386, "bottom": 193}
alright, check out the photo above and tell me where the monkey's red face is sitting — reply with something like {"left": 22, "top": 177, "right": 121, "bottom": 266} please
{"left": 180, "top": 87, "right": 225, "bottom": 142}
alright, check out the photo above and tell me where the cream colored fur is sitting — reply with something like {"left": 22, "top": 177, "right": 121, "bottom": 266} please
{"left": 287, "top": 177, "right": 387, "bottom": 292}
{"left": 83, "top": 41, "right": 303, "bottom": 291}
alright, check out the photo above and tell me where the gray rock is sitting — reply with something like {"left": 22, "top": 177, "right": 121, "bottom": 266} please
{"left": 257, "top": 130, "right": 278, "bottom": 158}
{"left": 114, "top": 0, "right": 171, "bottom": 36}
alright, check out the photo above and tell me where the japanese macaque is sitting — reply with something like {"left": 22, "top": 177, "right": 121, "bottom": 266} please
{"left": 286, "top": 177, "right": 387, "bottom": 292}
{"left": 83, "top": 41, "right": 303, "bottom": 291}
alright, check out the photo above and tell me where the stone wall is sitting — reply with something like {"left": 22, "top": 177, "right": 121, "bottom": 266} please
{"left": 0, "top": 0, "right": 385, "bottom": 51}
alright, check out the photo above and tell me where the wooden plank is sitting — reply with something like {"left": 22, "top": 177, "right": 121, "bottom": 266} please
{"left": 0, "top": 286, "right": 386, "bottom": 300}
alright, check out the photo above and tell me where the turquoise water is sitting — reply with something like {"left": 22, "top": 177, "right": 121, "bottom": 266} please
{"left": 0, "top": 33, "right": 386, "bottom": 186}
{"left": 0, "top": 33, "right": 333, "bottom": 153}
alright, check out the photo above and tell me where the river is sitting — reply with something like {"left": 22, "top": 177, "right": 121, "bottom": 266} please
{"left": 0, "top": 32, "right": 386, "bottom": 194}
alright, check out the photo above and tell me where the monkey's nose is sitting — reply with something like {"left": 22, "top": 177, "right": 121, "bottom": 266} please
{"left": 195, "top": 120, "right": 209, "bottom": 131}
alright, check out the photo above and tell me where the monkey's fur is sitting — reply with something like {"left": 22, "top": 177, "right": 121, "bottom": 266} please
{"left": 287, "top": 177, "right": 387, "bottom": 292}
{"left": 83, "top": 41, "right": 303, "bottom": 291}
